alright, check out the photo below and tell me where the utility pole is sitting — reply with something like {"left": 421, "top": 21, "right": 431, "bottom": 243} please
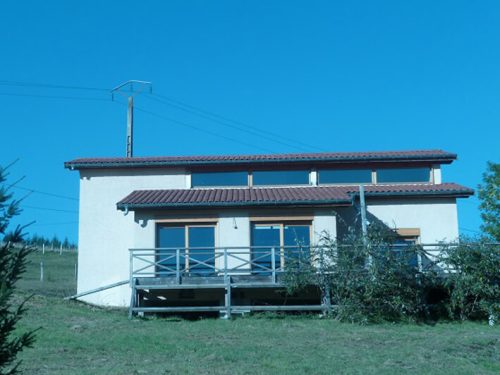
{"left": 127, "top": 96, "right": 134, "bottom": 157}
{"left": 111, "top": 80, "right": 152, "bottom": 158}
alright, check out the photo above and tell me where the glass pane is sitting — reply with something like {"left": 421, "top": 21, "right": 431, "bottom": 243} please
{"left": 157, "top": 227, "right": 185, "bottom": 275}
{"left": 284, "top": 225, "right": 311, "bottom": 263}
{"left": 191, "top": 171, "right": 248, "bottom": 187}
{"left": 251, "top": 225, "right": 281, "bottom": 273}
{"left": 253, "top": 170, "right": 309, "bottom": 186}
{"left": 319, "top": 169, "right": 372, "bottom": 184}
{"left": 188, "top": 227, "right": 215, "bottom": 274}
{"left": 377, "top": 168, "right": 430, "bottom": 183}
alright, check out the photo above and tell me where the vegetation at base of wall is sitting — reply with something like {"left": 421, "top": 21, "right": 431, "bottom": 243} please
{"left": 0, "top": 165, "right": 36, "bottom": 374}
{"left": 478, "top": 161, "right": 500, "bottom": 242}
{"left": 440, "top": 239, "right": 500, "bottom": 322}
{"left": 284, "top": 227, "right": 500, "bottom": 324}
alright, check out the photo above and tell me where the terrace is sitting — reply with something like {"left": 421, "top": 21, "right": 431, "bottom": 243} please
{"left": 128, "top": 244, "right": 440, "bottom": 317}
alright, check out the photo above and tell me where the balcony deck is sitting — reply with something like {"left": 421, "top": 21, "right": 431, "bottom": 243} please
{"left": 128, "top": 245, "right": 441, "bottom": 317}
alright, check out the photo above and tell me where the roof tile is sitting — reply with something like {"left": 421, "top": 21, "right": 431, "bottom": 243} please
{"left": 117, "top": 183, "right": 473, "bottom": 210}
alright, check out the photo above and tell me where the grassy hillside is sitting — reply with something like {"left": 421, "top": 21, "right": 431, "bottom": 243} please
{"left": 13, "top": 251, "right": 500, "bottom": 374}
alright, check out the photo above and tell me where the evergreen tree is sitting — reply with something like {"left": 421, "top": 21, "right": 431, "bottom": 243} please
{"left": 0, "top": 165, "right": 36, "bottom": 374}
{"left": 478, "top": 162, "right": 500, "bottom": 241}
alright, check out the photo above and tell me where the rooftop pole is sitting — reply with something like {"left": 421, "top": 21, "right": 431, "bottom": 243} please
{"left": 126, "top": 96, "right": 134, "bottom": 157}
{"left": 111, "top": 80, "right": 152, "bottom": 158}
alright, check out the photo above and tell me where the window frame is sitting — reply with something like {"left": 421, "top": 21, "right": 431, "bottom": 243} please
{"left": 156, "top": 222, "right": 218, "bottom": 272}
{"left": 317, "top": 168, "right": 374, "bottom": 186}
{"left": 251, "top": 169, "right": 312, "bottom": 187}
{"left": 190, "top": 170, "right": 249, "bottom": 188}
{"left": 375, "top": 167, "right": 432, "bottom": 184}
{"left": 250, "top": 221, "right": 312, "bottom": 268}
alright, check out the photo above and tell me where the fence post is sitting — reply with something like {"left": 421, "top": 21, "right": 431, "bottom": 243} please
{"left": 40, "top": 261, "right": 44, "bottom": 282}
{"left": 176, "top": 249, "right": 181, "bottom": 284}
{"left": 60, "top": 244, "right": 63, "bottom": 255}
{"left": 271, "top": 247, "right": 276, "bottom": 283}
{"left": 42, "top": 243, "right": 45, "bottom": 254}
{"left": 223, "top": 248, "right": 228, "bottom": 281}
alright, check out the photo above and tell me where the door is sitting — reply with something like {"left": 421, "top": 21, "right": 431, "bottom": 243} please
{"left": 156, "top": 224, "right": 216, "bottom": 276}
{"left": 251, "top": 222, "right": 311, "bottom": 273}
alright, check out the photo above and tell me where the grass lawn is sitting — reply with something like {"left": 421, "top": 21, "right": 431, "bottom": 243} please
{"left": 13, "top": 251, "right": 500, "bottom": 374}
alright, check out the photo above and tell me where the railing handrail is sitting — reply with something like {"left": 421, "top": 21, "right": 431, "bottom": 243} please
{"left": 129, "top": 243, "right": 499, "bottom": 282}
{"left": 129, "top": 242, "right": 491, "bottom": 252}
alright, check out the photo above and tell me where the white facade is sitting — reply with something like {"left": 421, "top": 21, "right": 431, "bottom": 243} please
{"left": 75, "top": 168, "right": 462, "bottom": 307}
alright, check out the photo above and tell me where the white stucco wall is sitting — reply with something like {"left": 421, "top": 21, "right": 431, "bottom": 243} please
{"left": 366, "top": 198, "right": 459, "bottom": 243}
{"left": 76, "top": 166, "right": 460, "bottom": 308}
{"left": 77, "top": 168, "right": 186, "bottom": 306}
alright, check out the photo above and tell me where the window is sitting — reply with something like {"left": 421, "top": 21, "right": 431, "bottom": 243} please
{"left": 252, "top": 170, "right": 310, "bottom": 186}
{"left": 191, "top": 171, "right": 248, "bottom": 187}
{"left": 251, "top": 222, "right": 311, "bottom": 273}
{"left": 156, "top": 224, "right": 216, "bottom": 274}
{"left": 319, "top": 169, "right": 372, "bottom": 184}
{"left": 376, "top": 168, "right": 430, "bottom": 183}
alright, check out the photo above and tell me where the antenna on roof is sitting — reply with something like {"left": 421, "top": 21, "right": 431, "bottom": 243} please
{"left": 111, "top": 80, "right": 153, "bottom": 158}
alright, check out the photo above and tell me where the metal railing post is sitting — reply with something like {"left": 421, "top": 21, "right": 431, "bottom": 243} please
{"left": 176, "top": 248, "right": 181, "bottom": 284}
{"left": 271, "top": 247, "right": 276, "bottom": 283}
{"left": 224, "top": 248, "right": 228, "bottom": 281}
{"left": 417, "top": 250, "right": 423, "bottom": 273}
{"left": 129, "top": 250, "right": 133, "bottom": 286}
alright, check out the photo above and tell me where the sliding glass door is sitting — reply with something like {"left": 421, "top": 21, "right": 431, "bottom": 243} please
{"left": 251, "top": 222, "right": 311, "bottom": 273}
{"left": 156, "top": 224, "right": 216, "bottom": 276}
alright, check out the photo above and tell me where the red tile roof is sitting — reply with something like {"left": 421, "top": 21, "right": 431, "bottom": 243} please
{"left": 66, "top": 149, "right": 456, "bottom": 170}
{"left": 117, "top": 183, "right": 473, "bottom": 210}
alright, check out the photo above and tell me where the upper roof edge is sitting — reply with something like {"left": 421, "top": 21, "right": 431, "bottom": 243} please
{"left": 64, "top": 149, "right": 457, "bottom": 170}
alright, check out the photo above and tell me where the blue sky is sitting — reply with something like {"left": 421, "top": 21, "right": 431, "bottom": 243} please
{"left": 0, "top": 1, "right": 498, "bottom": 243}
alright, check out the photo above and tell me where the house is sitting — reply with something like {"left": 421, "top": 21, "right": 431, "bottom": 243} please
{"left": 65, "top": 149, "right": 473, "bottom": 315}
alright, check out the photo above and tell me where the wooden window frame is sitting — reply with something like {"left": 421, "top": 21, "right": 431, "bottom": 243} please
{"left": 250, "top": 221, "right": 312, "bottom": 267}
{"left": 156, "top": 222, "right": 217, "bottom": 271}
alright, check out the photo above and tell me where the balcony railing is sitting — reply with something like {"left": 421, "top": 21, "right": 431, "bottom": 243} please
{"left": 129, "top": 244, "right": 448, "bottom": 285}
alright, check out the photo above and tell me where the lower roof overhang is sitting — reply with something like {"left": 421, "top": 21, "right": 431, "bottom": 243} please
{"left": 116, "top": 183, "right": 474, "bottom": 212}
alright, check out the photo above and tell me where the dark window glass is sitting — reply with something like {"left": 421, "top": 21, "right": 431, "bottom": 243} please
{"left": 157, "top": 226, "right": 185, "bottom": 274}
{"left": 191, "top": 171, "right": 248, "bottom": 187}
{"left": 377, "top": 168, "right": 430, "bottom": 183}
{"left": 251, "top": 225, "right": 281, "bottom": 273}
{"left": 284, "top": 225, "right": 311, "bottom": 262}
{"left": 252, "top": 170, "right": 309, "bottom": 186}
{"left": 188, "top": 227, "right": 215, "bottom": 274}
{"left": 319, "top": 169, "right": 372, "bottom": 184}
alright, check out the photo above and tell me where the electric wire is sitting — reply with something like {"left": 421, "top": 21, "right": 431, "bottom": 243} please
{"left": 11, "top": 186, "right": 79, "bottom": 201}
{"left": 0, "top": 80, "right": 109, "bottom": 92}
{"left": 22, "top": 205, "right": 78, "bottom": 214}
{"left": 0, "top": 79, "right": 323, "bottom": 153}
{"left": 130, "top": 103, "right": 276, "bottom": 153}
{"left": 147, "top": 93, "right": 325, "bottom": 152}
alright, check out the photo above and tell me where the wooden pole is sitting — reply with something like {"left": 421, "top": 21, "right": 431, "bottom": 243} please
{"left": 40, "top": 261, "right": 44, "bottom": 282}
{"left": 126, "top": 96, "right": 134, "bottom": 157}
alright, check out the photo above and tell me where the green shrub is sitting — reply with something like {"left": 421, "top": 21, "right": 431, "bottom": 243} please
{"left": 284, "top": 227, "right": 438, "bottom": 324}
{"left": 439, "top": 239, "right": 499, "bottom": 322}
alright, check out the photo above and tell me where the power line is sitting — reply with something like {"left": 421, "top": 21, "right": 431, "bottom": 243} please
{"left": 0, "top": 92, "right": 109, "bottom": 102}
{"left": 11, "top": 186, "right": 79, "bottom": 201}
{"left": 0, "top": 79, "right": 326, "bottom": 153}
{"left": 147, "top": 93, "right": 325, "bottom": 152}
{"left": 0, "top": 80, "right": 109, "bottom": 92}
{"left": 130, "top": 103, "right": 275, "bottom": 153}
{"left": 30, "top": 221, "right": 79, "bottom": 226}
{"left": 23, "top": 205, "right": 78, "bottom": 214}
